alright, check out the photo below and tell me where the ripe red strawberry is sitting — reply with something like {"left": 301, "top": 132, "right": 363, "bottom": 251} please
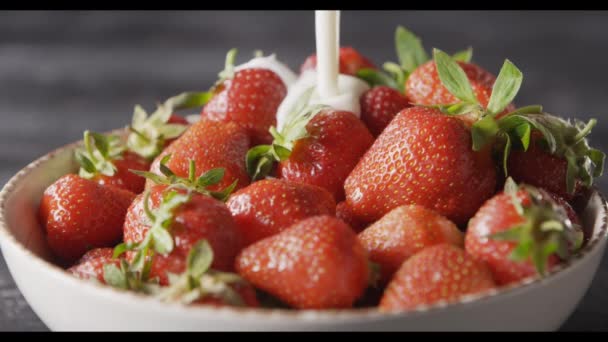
{"left": 75, "top": 131, "right": 150, "bottom": 194}
{"left": 300, "top": 46, "right": 376, "bottom": 76}
{"left": 360, "top": 86, "right": 411, "bottom": 136}
{"left": 201, "top": 50, "right": 287, "bottom": 145}
{"left": 236, "top": 215, "right": 369, "bottom": 309}
{"left": 123, "top": 185, "right": 241, "bottom": 285}
{"left": 39, "top": 174, "right": 136, "bottom": 263}
{"left": 504, "top": 116, "right": 605, "bottom": 202}
{"left": 405, "top": 60, "right": 516, "bottom": 121}
{"left": 465, "top": 180, "right": 584, "bottom": 285}
{"left": 359, "top": 205, "right": 464, "bottom": 285}
{"left": 379, "top": 244, "right": 496, "bottom": 312}
{"left": 147, "top": 119, "right": 250, "bottom": 193}
{"left": 336, "top": 201, "right": 368, "bottom": 233}
{"left": 276, "top": 109, "right": 374, "bottom": 201}
{"left": 344, "top": 106, "right": 497, "bottom": 226}
{"left": 227, "top": 178, "right": 336, "bottom": 247}
{"left": 68, "top": 248, "right": 120, "bottom": 283}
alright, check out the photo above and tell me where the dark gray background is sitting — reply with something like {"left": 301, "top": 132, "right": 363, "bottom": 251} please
{"left": 1, "top": 10, "right": 607, "bottom": 331}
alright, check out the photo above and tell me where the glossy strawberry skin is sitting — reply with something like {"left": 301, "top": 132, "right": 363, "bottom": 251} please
{"left": 201, "top": 68, "right": 287, "bottom": 145}
{"left": 507, "top": 132, "right": 582, "bottom": 201}
{"left": 359, "top": 205, "right": 464, "bottom": 285}
{"left": 39, "top": 174, "right": 136, "bottom": 263}
{"left": 147, "top": 119, "right": 251, "bottom": 192}
{"left": 360, "top": 86, "right": 411, "bottom": 136}
{"left": 379, "top": 244, "right": 496, "bottom": 312}
{"left": 68, "top": 248, "right": 119, "bottom": 283}
{"left": 92, "top": 151, "right": 150, "bottom": 194}
{"left": 123, "top": 185, "right": 241, "bottom": 285}
{"left": 227, "top": 179, "right": 336, "bottom": 247}
{"left": 236, "top": 215, "right": 369, "bottom": 309}
{"left": 300, "top": 47, "right": 376, "bottom": 76}
{"left": 405, "top": 61, "right": 516, "bottom": 123}
{"left": 278, "top": 109, "right": 374, "bottom": 201}
{"left": 465, "top": 190, "right": 560, "bottom": 285}
{"left": 344, "top": 106, "right": 497, "bottom": 226}
{"left": 336, "top": 201, "right": 368, "bottom": 233}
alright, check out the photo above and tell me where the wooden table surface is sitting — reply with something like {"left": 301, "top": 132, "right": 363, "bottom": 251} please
{"left": 1, "top": 10, "right": 607, "bottom": 331}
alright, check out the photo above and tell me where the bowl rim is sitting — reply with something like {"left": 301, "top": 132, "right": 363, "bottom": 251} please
{"left": 0, "top": 137, "right": 607, "bottom": 323}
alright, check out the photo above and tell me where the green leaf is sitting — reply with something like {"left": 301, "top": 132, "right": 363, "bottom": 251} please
{"left": 130, "top": 170, "right": 170, "bottom": 186}
{"left": 588, "top": 148, "right": 606, "bottom": 178}
{"left": 502, "top": 105, "right": 543, "bottom": 117}
{"left": 103, "top": 264, "right": 128, "bottom": 290}
{"left": 218, "top": 48, "right": 238, "bottom": 81}
{"left": 197, "top": 168, "right": 225, "bottom": 187}
{"left": 151, "top": 227, "right": 174, "bottom": 255}
{"left": 246, "top": 145, "right": 274, "bottom": 180}
{"left": 272, "top": 144, "right": 292, "bottom": 161}
{"left": 209, "top": 179, "right": 238, "bottom": 202}
{"left": 486, "top": 60, "right": 523, "bottom": 116}
{"left": 164, "top": 91, "right": 213, "bottom": 111}
{"left": 187, "top": 240, "right": 214, "bottom": 280}
{"left": 90, "top": 132, "right": 110, "bottom": 159}
{"left": 513, "top": 123, "right": 532, "bottom": 151}
{"left": 356, "top": 68, "right": 401, "bottom": 91}
{"left": 159, "top": 163, "right": 176, "bottom": 178}
{"left": 510, "top": 238, "right": 533, "bottom": 261}
{"left": 452, "top": 47, "right": 473, "bottom": 63}
{"left": 395, "top": 26, "right": 428, "bottom": 73}
{"left": 471, "top": 115, "right": 499, "bottom": 151}
{"left": 132, "top": 105, "right": 148, "bottom": 127}
{"left": 112, "top": 242, "right": 136, "bottom": 259}
{"left": 158, "top": 124, "right": 188, "bottom": 140}
{"left": 75, "top": 151, "right": 96, "bottom": 174}
{"left": 433, "top": 48, "right": 477, "bottom": 104}
{"left": 383, "top": 62, "right": 407, "bottom": 92}
{"left": 502, "top": 134, "right": 512, "bottom": 176}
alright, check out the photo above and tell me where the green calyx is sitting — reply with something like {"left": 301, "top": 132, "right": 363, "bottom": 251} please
{"left": 103, "top": 189, "right": 192, "bottom": 292}
{"left": 246, "top": 88, "right": 328, "bottom": 181}
{"left": 427, "top": 48, "right": 529, "bottom": 153}
{"left": 75, "top": 130, "right": 126, "bottom": 180}
{"left": 489, "top": 178, "right": 584, "bottom": 277}
{"left": 127, "top": 89, "right": 214, "bottom": 161}
{"left": 154, "top": 240, "right": 248, "bottom": 306}
{"left": 131, "top": 155, "right": 237, "bottom": 202}
{"left": 356, "top": 26, "right": 472, "bottom": 93}
{"left": 497, "top": 112, "right": 605, "bottom": 194}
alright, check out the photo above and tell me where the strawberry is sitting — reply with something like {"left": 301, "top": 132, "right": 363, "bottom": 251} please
{"left": 68, "top": 248, "right": 121, "bottom": 283}
{"left": 147, "top": 119, "right": 251, "bottom": 193}
{"left": 359, "top": 86, "right": 411, "bottom": 136}
{"left": 39, "top": 174, "right": 136, "bottom": 263}
{"left": 465, "top": 179, "right": 584, "bottom": 286}
{"left": 248, "top": 107, "right": 374, "bottom": 201}
{"left": 358, "top": 205, "right": 464, "bottom": 285}
{"left": 405, "top": 60, "right": 515, "bottom": 118}
{"left": 201, "top": 49, "right": 288, "bottom": 145}
{"left": 300, "top": 46, "right": 376, "bottom": 76}
{"left": 336, "top": 201, "right": 368, "bottom": 233}
{"left": 226, "top": 178, "right": 336, "bottom": 247}
{"left": 379, "top": 244, "right": 496, "bottom": 312}
{"left": 344, "top": 106, "right": 497, "bottom": 226}
{"left": 236, "top": 215, "right": 369, "bottom": 309}
{"left": 149, "top": 241, "right": 259, "bottom": 307}
{"left": 75, "top": 131, "right": 150, "bottom": 194}
{"left": 503, "top": 115, "right": 604, "bottom": 202}
{"left": 122, "top": 184, "right": 241, "bottom": 286}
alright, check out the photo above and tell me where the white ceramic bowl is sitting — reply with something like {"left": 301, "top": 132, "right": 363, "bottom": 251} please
{"left": 0, "top": 139, "right": 607, "bottom": 331}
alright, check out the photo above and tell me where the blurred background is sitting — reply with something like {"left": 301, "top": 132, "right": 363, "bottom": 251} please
{"left": 0, "top": 10, "right": 607, "bottom": 331}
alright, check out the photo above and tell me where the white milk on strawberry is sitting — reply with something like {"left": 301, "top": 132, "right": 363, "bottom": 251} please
{"left": 275, "top": 10, "right": 369, "bottom": 131}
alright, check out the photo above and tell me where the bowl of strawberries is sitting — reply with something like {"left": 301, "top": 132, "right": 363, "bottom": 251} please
{"left": 0, "top": 25, "right": 606, "bottom": 331}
